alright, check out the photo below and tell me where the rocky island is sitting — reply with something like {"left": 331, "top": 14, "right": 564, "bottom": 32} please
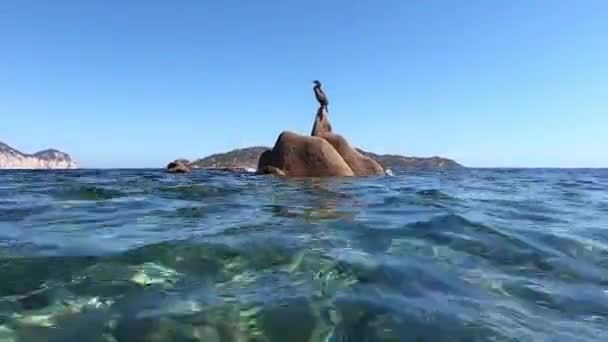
{"left": 0, "top": 142, "right": 78, "bottom": 169}
{"left": 357, "top": 150, "right": 462, "bottom": 169}
{"left": 190, "top": 146, "right": 269, "bottom": 170}
{"left": 174, "top": 146, "right": 461, "bottom": 172}
{"left": 168, "top": 81, "right": 462, "bottom": 175}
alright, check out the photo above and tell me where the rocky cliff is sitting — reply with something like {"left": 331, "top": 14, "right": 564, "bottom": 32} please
{"left": 185, "top": 146, "right": 462, "bottom": 170}
{"left": 0, "top": 142, "right": 78, "bottom": 169}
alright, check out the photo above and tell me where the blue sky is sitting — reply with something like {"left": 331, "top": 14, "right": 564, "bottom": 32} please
{"left": 1, "top": 0, "right": 606, "bottom": 168}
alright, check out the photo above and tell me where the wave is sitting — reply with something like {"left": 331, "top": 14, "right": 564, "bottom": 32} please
{"left": 0, "top": 168, "right": 607, "bottom": 341}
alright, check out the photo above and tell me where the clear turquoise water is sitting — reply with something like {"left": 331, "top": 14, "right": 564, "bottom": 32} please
{"left": 0, "top": 168, "right": 607, "bottom": 341}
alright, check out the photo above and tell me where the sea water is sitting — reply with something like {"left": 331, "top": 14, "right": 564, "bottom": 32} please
{"left": 0, "top": 168, "right": 607, "bottom": 341}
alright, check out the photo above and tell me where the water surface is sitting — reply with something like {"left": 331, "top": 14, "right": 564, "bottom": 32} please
{"left": 1, "top": 168, "right": 607, "bottom": 341}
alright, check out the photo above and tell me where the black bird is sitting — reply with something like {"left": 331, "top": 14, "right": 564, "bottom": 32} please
{"left": 313, "top": 80, "right": 329, "bottom": 111}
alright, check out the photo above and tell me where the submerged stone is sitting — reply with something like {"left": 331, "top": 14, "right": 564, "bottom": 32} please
{"left": 130, "top": 262, "right": 182, "bottom": 287}
{"left": 0, "top": 325, "right": 16, "bottom": 342}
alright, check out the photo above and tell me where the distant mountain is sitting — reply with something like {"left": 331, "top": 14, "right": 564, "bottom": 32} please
{"left": 186, "top": 146, "right": 462, "bottom": 170}
{"left": 0, "top": 142, "right": 78, "bottom": 169}
{"left": 356, "top": 150, "right": 463, "bottom": 169}
{"left": 189, "top": 146, "right": 269, "bottom": 170}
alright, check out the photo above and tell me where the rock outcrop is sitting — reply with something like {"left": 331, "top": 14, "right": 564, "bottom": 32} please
{"left": 310, "top": 108, "right": 384, "bottom": 176}
{"left": 257, "top": 131, "right": 355, "bottom": 177}
{"left": 257, "top": 108, "right": 385, "bottom": 177}
{"left": 0, "top": 142, "right": 78, "bottom": 169}
{"left": 166, "top": 159, "right": 191, "bottom": 173}
{"left": 310, "top": 106, "right": 333, "bottom": 136}
{"left": 167, "top": 99, "right": 462, "bottom": 172}
{"left": 175, "top": 147, "right": 462, "bottom": 171}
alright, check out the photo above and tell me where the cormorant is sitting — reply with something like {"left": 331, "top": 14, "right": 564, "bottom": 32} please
{"left": 313, "top": 80, "right": 329, "bottom": 111}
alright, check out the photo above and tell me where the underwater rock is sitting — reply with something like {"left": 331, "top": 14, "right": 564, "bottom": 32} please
{"left": 0, "top": 325, "right": 16, "bottom": 342}
{"left": 191, "top": 325, "right": 221, "bottom": 342}
{"left": 129, "top": 262, "right": 182, "bottom": 287}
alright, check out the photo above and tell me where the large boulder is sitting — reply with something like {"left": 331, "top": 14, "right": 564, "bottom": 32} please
{"left": 166, "top": 160, "right": 191, "bottom": 174}
{"left": 257, "top": 107, "right": 384, "bottom": 177}
{"left": 257, "top": 131, "right": 354, "bottom": 177}
{"left": 317, "top": 133, "right": 384, "bottom": 176}
{"left": 310, "top": 108, "right": 383, "bottom": 176}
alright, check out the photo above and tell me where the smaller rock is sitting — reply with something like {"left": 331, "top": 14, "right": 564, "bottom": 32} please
{"left": 258, "top": 165, "right": 286, "bottom": 176}
{"left": 310, "top": 107, "right": 332, "bottom": 136}
{"left": 191, "top": 325, "right": 221, "bottom": 342}
{"left": 166, "top": 160, "right": 190, "bottom": 174}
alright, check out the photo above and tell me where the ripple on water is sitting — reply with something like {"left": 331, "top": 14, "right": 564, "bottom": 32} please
{"left": 0, "top": 168, "right": 607, "bottom": 341}
{"left": 51, "top": 185, "right": 128, "bottom": 201}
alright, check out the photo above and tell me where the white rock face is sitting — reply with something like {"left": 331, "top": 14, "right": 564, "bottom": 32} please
{"left": 0, "top": 142, "right": 78, "bottom": 169}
